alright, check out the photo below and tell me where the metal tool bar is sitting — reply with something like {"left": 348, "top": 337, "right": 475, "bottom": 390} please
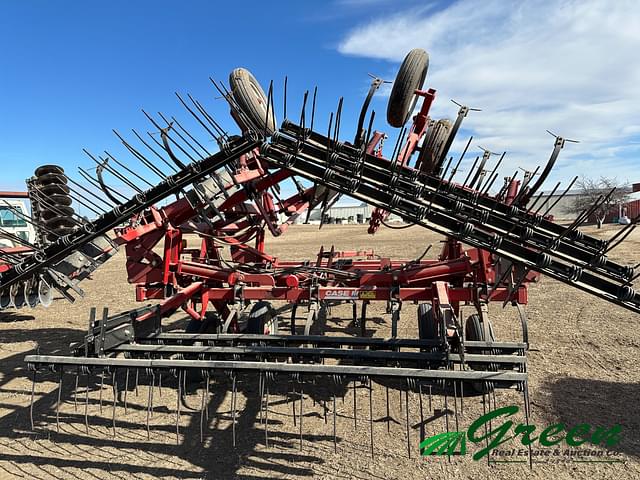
{"left": 25, "top": 355, "right": 527, "bottom": 383}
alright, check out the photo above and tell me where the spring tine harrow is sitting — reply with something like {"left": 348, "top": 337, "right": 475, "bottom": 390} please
{"left": 7, "top": 48, "right": 638, "bottom": 464}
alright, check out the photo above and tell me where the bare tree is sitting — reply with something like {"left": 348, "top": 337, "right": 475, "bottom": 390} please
{"left": 565, "top": 176, "right": 631, "bottom": 228}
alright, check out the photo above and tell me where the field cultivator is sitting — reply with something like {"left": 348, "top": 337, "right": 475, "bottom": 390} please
{"left": 2, "top": 48, "right": 638, "bottom": 458}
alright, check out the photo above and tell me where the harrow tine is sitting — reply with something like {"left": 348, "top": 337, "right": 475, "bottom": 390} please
{"left": 299, "top": 379, "right": 304, "bottom": 450}
{"left": 111, "top": 369, "right": 117, "bottom": 438}
{"left": 369, "top": 377, "right": 374, "bottom": 458}
{"left": 232, "top": 373, "right": 237, "bottom": 447}
{"left": 259, "top": 371, "right": 264, "bottom": 424}
{"left": 264, "top": 379, "right": 270, "bottom": 448}
{"left": 523, "top": 382, "right": 533, "bottom": 469}
{"left": 176, "top": 370, "right": 181, "bottom": 445}
{"left": 444, "top": 383, "right": 450, "bottom": 462}
{"left": 539, "top": 176, "right": 578, "bottom": 215}
{"left": 333, "top": 391, "right": 337, "bottom": 453}
{"left": 191, "top": 96, "right": 228, "bottom": 140}
{"left": 56, "top": 369, "right": 62, "bottom": 433}
{"left": 77, "top": 167, "right": 128, "bottom": 204}
{"left": 418, "top": 383, "right": 425, "bottom": 455}
{"left": 386, "top": 385, "right": 390, "bottom": 433}
{"left": 131, "top": 128, "right": 179, "bottom": 174}
{"left": 461, "top": 156, "right": 480, "bottom": 188}
{"left": 135, "top": 369, "right": 139, "bottom": 397}
{"left": 310, "top": 86, "right": 318, "bottom": 132}
{"left": 99, "top": 370, "right": 104, "bottom": 414}
{"left": 481, "top": 151, "right": 506, "bottom": 192}
{"left": 74, "top": 371, "right": 79, "bottom": 412}
{"left": 448, "top": 136, "right": 473, "bottom": 182}
{"left": 84, "top": 373, "right": 89, "bottom": 434}
{"left": 453, "top": 380, "right": 459, "bottom": 432}
{"left": 157, "top": 112, "right": 205, "bottom": 160}
{"left": 405, "top": 385, "right": 411, "bottom": 458}
{"left": 124, "top": 369, "right": 129, "bottom": 414}
{"left": 112, "top": 129, "right": 169, "bottom": 179}
{"left": 200, "top": 376, "right": 206, "bottom": 444}
{"left": 353, "top": 379, "right": 357, "bottom": 430}
{"left": 146, "top": 371, "right": 152, "bottom": 439}
{"left": 533, "top": 181, "right": 560, "bottom": 216}
{"left": 265, "top": 80, "right": 274, "bottom": 137}
{"left": 104, "top": 150, "right": 155, "bottom": 188}
{"left": 29, "top": 369, "right": 36, "bottom": 431}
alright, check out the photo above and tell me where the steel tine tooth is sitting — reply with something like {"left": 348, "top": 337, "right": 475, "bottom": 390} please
{"left": 150, "top": 370, "right": 155, "bottom": 418}
{"left": 131, "top": 128, "right": 178, "bottom": 173}
{"left": 29, "top": 369, "right": 37, "bottom": 431}
{"left": 389, "top": 126, "right": 406, "bottom": 167}
{"left": 175, "top": 92, "right": 220, "bottom": 141}
{"left": 448, "top": 136, "right": 473, "bottom": 182}
{"left": 418, "top": 383, "right": 424, "bottom": 455}
{"left": 299, "top": 379, "right": 304, "bottom": 451}
{"left": 84, "top": 372, "right": 89, "bottom": 434}
{"left": 104, "top": 150, "right": 155, "bottom": 188}
{"left": 481, "top": 171, "right": 500, "bottom": 196}
{"left": 533, "top": 180, "right": 560, "bottom": 215}
{"left": 461, "top": 156, "right": 479, "bottom": 187}
{"left": 112, "top": 129, "right": 167, "bottom": 179}
{"left": 112, "top": 370, "right": 117, "bottom": 438}
{"left": 444, "top": 382, "right": 450, "bottom": 462}
{"left": 232, "top": 373, "right": 237, "bottom": 448}
{"left": 482, "top": 393, "right": 489, "bottom": 466}
{"left": 99, "top": 370, "right": 104, "bottom": 414}
{"left": 259, "top": 371, "right": 264, "bottom": 424}
{"left": 323, "top": 396, "right": 328, "bottom": 424}
{"left": 205, "top": 373, "right": 210, "bottom": 422}
{"left": 56, "top": 369, "right": 62, "bottom": 433}
{"left": 124, "top": 369, "right": 129, "bottom": 414}
{"left": 172, "top": 116, "right": 211, "bottom": 156}
{"left": 158, "top": 372, "right": 162, "bottom": 397}
{"left": 369, "top": 377, "right": 374, "bottom": 458}
{"left": 399, "top": 388, "right": 402, "bottom": 413}
{"left": 200, "top": 375, "right": 206, "bottom": 444}
{"left": 353, "top": 379, "right": 357, "bottom": 430}
{"left": 333, "top": 391, "right": 337, "bottom": 453}
{"left": 405, "top": 384, "right": 411, "bottom": 459}
{"left": 264, "top": 377, "right": 270, "bottom": 448}
{"left": 480, "top": 151, "right": 505, "bottom": 190}
{"left": 385, "top": 385, "right": 390, "bottom": 433}
{"left": 157, "top": 112, "right": 204, "bottom": 159}
{"left": 176, "top": 370, "right": 181, "bottom": 445}
{"left": 193, "top": 98, "right": 228, "bottom": 142}
{"left": 66, "top": 175, "right": 115, "bottom": 210}
{"left": 143, "top": 110, "right": 196, "bottom": 164}
{"left": 453, "top": 380, "right": 459, "bottom": 432}
{"left": 146, "top": 371, "right": 152, "bottom": 440}
{"left": 74, "top": 373, "right": 79, "bottom": 412}
{"left": 460, "top": 381, "right": 464, "bottom": 416}
{"left": 292, "top": 383, "right": 297, "bottom": 427}
{"left": 135, "top": 369, "right": 139, "bottom": 397}
{"left": 333, "top": 97, "right": 344, "bottom": 144}
{"left": 265, "top": 80, "right": 274, "bottom": 137}
{"left": 310, "top": 86, "right": 318, "bottom": 132}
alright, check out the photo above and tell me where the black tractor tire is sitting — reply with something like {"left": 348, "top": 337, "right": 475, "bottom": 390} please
{"left": 417, "top": 303, "right": 440, "bottom": 340}
{"left": 465, "top": 313, "right": 496, "bottom": 393}
{"left": 186, "top": 311, "right": 221, "bottom": 334}
{"left": 229, "top": 68, "right": 277, "bottom": 136}
{"left": 246, "top": 300, "right": 277, "bottom": 334}
{"left": 387, "top": 49, "right": 429, "bottom": 128}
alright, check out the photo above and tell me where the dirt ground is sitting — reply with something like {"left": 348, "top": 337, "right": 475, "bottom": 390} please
{"left": 0, "top": 224, "right": 638, "bottom": 479}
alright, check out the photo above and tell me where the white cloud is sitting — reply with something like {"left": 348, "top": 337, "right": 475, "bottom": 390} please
{"left": 338, "top": 0, "right": 640, "bottom": 186}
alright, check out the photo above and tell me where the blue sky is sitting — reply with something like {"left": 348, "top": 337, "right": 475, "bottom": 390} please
{"left": 1, "top": 0, "right": 638, "bottom": 209}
